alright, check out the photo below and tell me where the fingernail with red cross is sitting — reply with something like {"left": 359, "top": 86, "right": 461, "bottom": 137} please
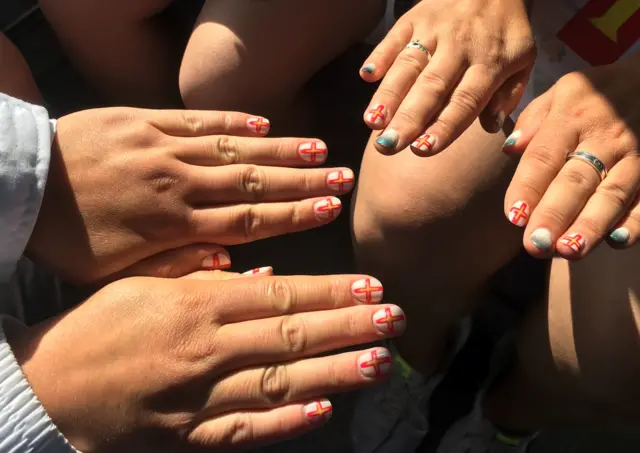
{"left": 351, "top": 277, "right": 383, "bottom": 304}
{"left": 410, "top": 133, "right": 437, "bottom": 155}
{"left": 303, "top": 399, "right": 333, "bottom": 424}
{"left": 559, "top": 232, "right": 586, "bottom": 254}
{"left": 326, "top": 169, "right": 355, "bottom": 193}
{"left": 202, "top": 251, "right": 231, "bottom": 270}
{"left": 242, "top": 266, "right": 273, "bottom": 276}
{"left": 246, "top": 116, "right": 270, "bottom": 135}
{"left": 507, "top": 200, "right": 530, "bottom": 227}
{"left": 365, "top": 104, "right": 388, "bottom": 128}
{"left": 298, "top": 141, "right": 328, "bottom": 164}
{"left": 373, "top": 305, "right": 407, "bottom": 336}
{"left": 313, "top": 197, "right": 342, "bottom": 221}
{"left": 358, "top": 348, "right": 393, "bottom": 379}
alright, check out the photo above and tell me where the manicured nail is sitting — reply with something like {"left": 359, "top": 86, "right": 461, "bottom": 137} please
{"left": 530, "top": 228, "right": 552, "bottom": 251}
{"left": 326, "top": 169, "right": 355, "bottom": 193}
{"left": 303, "top": 399, "right": 333, "bottom": 424}
{"left": 358, "top": 348, "right": 393, "bottom": 379}
{"left": 494, "top": 111, "right": 506, "bottom": 132}
{"left": 299, "top": 141, "right": 327, "bottom": 163}
{"left": 361, "top": 63, "right": 376, "bottom": 74}
{"left": 375, "top": 129, "right": 399, "bottom": 149}
{"left": 202, "top": 252, "right": 231, "bottom": 270}
{"left": 503, "top": 130, "right": 521, "bottom": 150}
{"left": 246, "top": 117, "right": 270, "bottom": 135}
{"left": 242, "top": 266, "right": 272, "bottom": 276}
{"left": 365, "top": 104, "right": 387, "bottom": 127}
{"left": 507, "top": 200, "right": 530, "bottom": 227}
{"left": 609, "top": 227, "right": 630, "bottom": 245}
{"left": 351, "top": 278, "right": 383, "bottom": 304}
{"left": 410, "top": 133, "right": 437, "bottom": 154}
{"left": 313, "top": 197, "right": 342, "bottom": 221}
{"left": 373, "top": 306, "right": 407, "bottom": 335}
{"left": 559, "top": 232, "right": 585, "bottom": 253}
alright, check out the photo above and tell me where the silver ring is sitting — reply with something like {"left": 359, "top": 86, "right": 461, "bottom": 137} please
{"left": 566, "top": 151, "right": 607, "bottom": 181}
{"left": 405, "top": 40, "right": 431, "bottom": 58}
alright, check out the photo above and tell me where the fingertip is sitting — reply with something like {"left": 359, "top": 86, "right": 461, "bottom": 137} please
{"left": 303, "top": 399, "right": 333, "bottom": 425}
{"left": 312, "top": 196, "right": 343, "bottom": 223}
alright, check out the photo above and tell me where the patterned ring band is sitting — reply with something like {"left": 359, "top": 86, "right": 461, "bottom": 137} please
{"left": 405, "top": 40, "right": 431, "bottom": 58}
{"left": 566, "top": 151, "right": 608, "bottom": 181}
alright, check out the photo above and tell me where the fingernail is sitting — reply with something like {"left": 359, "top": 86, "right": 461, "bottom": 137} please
{"left": 326, "top": 169, "right": 355, "bottom": 193}
{"left": 530, "top": 228, "right": 553, "bottom": 251}
{"left": 298, "top": 141, "right": 327, "bottom": 164}
{"left": 410, "top": 133, "right": 437, "bottom": 154}
{"left": 246, "top": 117, "right": 270, "bottom": 135}
{"left": 375, "top": 129, "right": 399, "bottom": 149}
{"left": 351, "top": 278, "right": 383, "bottom": 304}
{"left": 303, "top": 399, "right": 333, "bottom": 424}
{"left": 503, "top": 130, "right": 521, "bottom": 150}
{"left": 494, "top": 111, "right": 506, "bottom": 132}
{"left": 365, "top": 104, "right": 387, "bottom": 127}
{"left": 242, "top": 266, "right": 272, "bottom": 276}
{"left": 202, "top": 252, "right": 231, "bottom": 270}
{"left": 507, "top": 200, "right": 530, "bottom": 227}
{"left": 559, "top": 232, "right": 586, "bottom": 253}
{"left": 609, "top": 227, "right": 630, "bottom": 245}
{"left": 358, "top": 348, "right": 393, "bottom": 379}
{"left": 313, "top": 197, "right": 342, "bottom": 221}
{"left": 373, "top": 306, "right": 407, "bottom": 335}
{"left": 361, "top": 63, "right": 376, "bottom": 74}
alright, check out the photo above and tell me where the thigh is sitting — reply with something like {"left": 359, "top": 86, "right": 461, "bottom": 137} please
{"left": 0, "top": 34, "right": 41, "bottom": 104}
{"left": 181, "top": 0, "right": 385, "bottom": 106}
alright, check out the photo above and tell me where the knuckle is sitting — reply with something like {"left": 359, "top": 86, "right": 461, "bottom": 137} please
{"left": 448, "top": 88, "right": 484, "bottom": 114}
{"left": 392, "top": 109, "right": 425, "bottom": 132}
{"left": 560, "top": 166, "right": 594, "bottom": 189}
{"left": 180, "top": 112, "right": 205, "bottom": 135}
{"left": 536, "top": 204, "right": 568, "bottom": 226}
{"left": 572, "top": 216, "right": 602, "bottom": 238}
{"left": 266, "top": 278, "right": 297, "bottom": 315}
{"left": 596, "top": 179, "right": 631, "bottom": 211}
{"left": 224, "top": 413, "right": 255, "bottom": 446}
{"left": 242, "top": 205, "right": 264, "bottom": 241}
{"left": 375, "top": 86, "right": 403, "bottom": 104}
{"left": 239, "top": 165, "right": 267, "bottom": 202}
{"left": 396, "top": 52, "right": 426, "bottom": 77}
{"left": 279, "top": 315, "right": 307, "bottom": 354}
{"left": 259, "top": 365, "right": 291, "bottom": 405}
{"left": 417, "top": 71, "right": 448, "bottom": 98}
{"left": 523, "top": 146, "right": 560, "bottom": 173}
{"left": 215, "top": 135, "right": 240, "bottom": 165}
{"left": 223, "top": 113, "right": 234, "bottom": 131}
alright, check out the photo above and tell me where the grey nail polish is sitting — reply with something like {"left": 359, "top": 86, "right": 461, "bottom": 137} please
{"left": 376, "top": 129, "right": 399, "bottom": 149}
{"left": 362, "top": 63, "right": 376, "bottom": 74}
{"left": 609, "top": 227, "right": 630, "bottom": 244}
{"left": 531, "top": 228, "right": 553, "bottom": 251}
{"left": 503, "top": 130, "right": 521, "bottom": 149}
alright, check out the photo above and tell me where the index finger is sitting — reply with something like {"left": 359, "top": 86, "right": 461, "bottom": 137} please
{"left": 197, "top": 275, "right": 384, "bottom": 324}
{"left": 147, "top": 109, "right": 271, "bottom": 137}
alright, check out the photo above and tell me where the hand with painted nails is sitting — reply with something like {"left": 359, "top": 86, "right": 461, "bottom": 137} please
{"left": 27, "top": 107, "right": 353, "bottom": 284}
{"left": 503, "top": 54, "right": 640, "bottom": 258}
{"left": 361, "top": 0, "right": 535, "bottom": 155}
{"left": 5, "top": 273, "right": 402, "bottom": 452}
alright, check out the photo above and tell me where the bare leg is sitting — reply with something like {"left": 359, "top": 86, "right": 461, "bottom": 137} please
{"left": 0, "top": 34, "right": 42, "bottom": 104}
{"left": 485, "top": 244, "right": 640, "bottom": 432}
{"left": 352, "top": 121, "right": 523, "bottom": 377}
{"left": 39, "top": 0, "right": 181, "bottom": 107}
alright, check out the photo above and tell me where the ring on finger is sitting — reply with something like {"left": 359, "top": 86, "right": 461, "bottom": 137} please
{"left": 405, "top": 40, "right": 431, "bottom": 58}
{"left": 566, "top": 151, "right": 608, "bottom": 181}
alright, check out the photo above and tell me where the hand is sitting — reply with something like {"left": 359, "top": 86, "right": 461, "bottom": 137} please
{"left": 361, "top": 0, "right": 535, "bottom": 155}
{"left": 503, "top": 54, "right": 640, "bottom": 258}
{"left": 7, "top": 273, "right": 402, "bottom": 453}
{"left": 26, "top": 108, "right": 353, "bottom": 284}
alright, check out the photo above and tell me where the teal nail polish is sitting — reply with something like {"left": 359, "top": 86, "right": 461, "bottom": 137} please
{"left": 503, "top": 130, "right": 521, "bottom": 149}
{"left": 376, "top": 129, "right": 399, "bottom": 149}
{"left": 609, "top": 227, "right": 630, "bottom": 244}
{"left": 362, "top": 63, "right": 376, "bottom": 74}
{"left": 530, "top": 228, "right": 552, "bottom": 251}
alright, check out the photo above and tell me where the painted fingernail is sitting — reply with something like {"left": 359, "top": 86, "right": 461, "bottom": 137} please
{"left": 503, "top": 130, "right": 521, "bottom": 150}
{"left": 559, "top": 232, "right": 586, "bottom": 253}
{"left": 410, "top": 133, "right": 437, "bottom": 154}
{"left": 361, "top": 63, "right": 376, "bottom": 74}
{"left": 494, "top": 111, "right": 506, "bottom": 132}
{"left": 242, "top": 266, "right": 273, "bottom": 276}
{"left": 202, "top": 252, "right": 231, "bottom": 270}
{"left": 303, "top": 399, "right": 333, "bottom": 424}
{"left": 326, "top": 169, "right": 355, "bottom": 193}
{"left": 373, "top": 305, "right": 407, "bottom": 336}
{"left": 530, "top": 228, "right": 553, "bottom": 251}
{"left": 365, "top": 104, "right": 387, "bottom": 127}
{"left": 609, "top": 227, "right": 630, "bottom": 245}
{"left": 246, "top": 117, "right": 270, "bottom": 135}
{"left": 313, "top": 197, "right": 342, "bottom": 221}
{"left": 507, "top": 200, "right": 530, "bottom": 227}
{"left": 351, "top": 277, "right": 384, "bottom": 304}
{"left": 298, "top": 141, "right": 328, "bottom": 164}
{"left": 375, "top": 129, "right": 399, "bottom": 149}
{"left": 358, "top": 348, "right": 393, "bottom": 379}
